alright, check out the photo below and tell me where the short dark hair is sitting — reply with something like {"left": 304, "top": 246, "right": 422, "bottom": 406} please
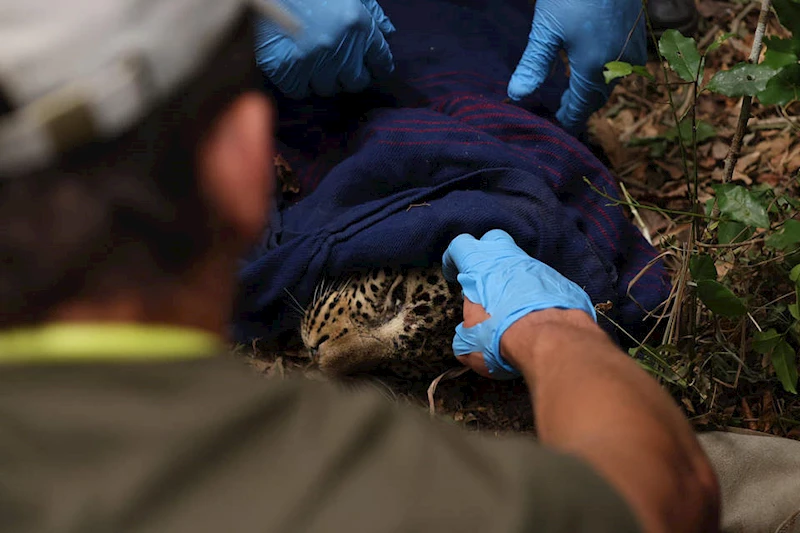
{"left": 0, "top": 9, "right": 265, "bottom": 326}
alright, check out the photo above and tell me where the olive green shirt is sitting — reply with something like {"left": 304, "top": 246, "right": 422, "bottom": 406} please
{"left": 0, "top": 325, "right": 642, "bottom": 533}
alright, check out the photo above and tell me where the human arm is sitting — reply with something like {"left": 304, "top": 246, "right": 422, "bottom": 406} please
{"left": 507, "top": 0, "right": 647, "bottom": 135}
{"left": 444, "top": 230, "right": 720, "bottom": 533}
{"left": 504, "top": 310, "right": 718, "bottom": 533}
{"left": 253, "top": 0, "right": 395, "bottom": 99}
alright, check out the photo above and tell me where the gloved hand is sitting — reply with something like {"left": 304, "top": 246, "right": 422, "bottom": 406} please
{"left": 507, "top": 0, "right": 647, "bottom": 135}
{"left": 442, "top": 229, "right": 597, "bottom": 379}
{"left": 254, "top": 0, "right": 396, "bottom": 99}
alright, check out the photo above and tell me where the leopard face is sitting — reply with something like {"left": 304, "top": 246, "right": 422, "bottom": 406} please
{"left": 300, "top": 266, "right": 462, "bottom": 378}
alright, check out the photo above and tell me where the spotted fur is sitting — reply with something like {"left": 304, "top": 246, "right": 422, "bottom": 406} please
{"left": 300, "top": 266, "right": 462, "bottom": 378}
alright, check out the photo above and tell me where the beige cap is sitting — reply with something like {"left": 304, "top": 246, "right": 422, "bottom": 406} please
{"left": 0, "top": 0, "right": 297, "bottom": 177}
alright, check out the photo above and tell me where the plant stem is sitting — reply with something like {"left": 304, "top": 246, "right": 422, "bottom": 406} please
{"left": 719, "top": 0, "right": 773, "bottom": 187}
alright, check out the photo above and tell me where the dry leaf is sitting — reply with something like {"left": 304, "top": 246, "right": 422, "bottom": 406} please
{"left": 712, "top": 142, "right": 729, "bottom": 160}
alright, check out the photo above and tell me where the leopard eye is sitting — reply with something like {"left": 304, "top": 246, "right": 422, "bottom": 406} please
{"left": 390, "top": 280, "right": 405, "bottom": 308}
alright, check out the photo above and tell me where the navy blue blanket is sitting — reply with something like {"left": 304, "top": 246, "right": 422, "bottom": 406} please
{"left": 233, "top": 0, "right": 671, "bottom": 345}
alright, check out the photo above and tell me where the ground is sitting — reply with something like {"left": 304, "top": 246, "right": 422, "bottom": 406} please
{"left": 242, "top": 0, "right": 800, "bottom": 439}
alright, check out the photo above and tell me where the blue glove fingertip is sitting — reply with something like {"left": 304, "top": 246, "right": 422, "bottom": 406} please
{"left": 480, "top": 229, "right": 516, "bottom": 245}
{"left": 508, "top": 18, "right": 560, "bottom": 101}
{"left": 441, "top": 233, "right": 478, "bottom": 283}
{"left": 360, "top": 0, "right": 396, "bottom": 35}
{"left": 363, "top": 26, "right": 395, "bottom": 77}
{"left": 452, "top": 322, "right": 480, "bottom": 357}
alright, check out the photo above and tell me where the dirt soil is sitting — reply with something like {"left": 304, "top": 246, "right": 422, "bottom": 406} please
{"left": 242, "top": 0, "right": 800, "bottom": 439}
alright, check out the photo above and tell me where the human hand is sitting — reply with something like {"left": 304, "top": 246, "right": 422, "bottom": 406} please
{"left": 442, "top": 229, "right": 597, "bottom": 379}
{"left": 254, "top": 0, "right": 396, "bottom": 99}
{"left": 507, "top": 0, "right": 647, "bottom": 135}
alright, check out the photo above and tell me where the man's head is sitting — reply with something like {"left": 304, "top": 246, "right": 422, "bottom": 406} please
{"left": 0, "top": 1, "right": 280, "bottom": 329}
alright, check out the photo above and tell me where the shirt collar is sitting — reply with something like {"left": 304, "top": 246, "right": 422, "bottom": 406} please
{"left": 0, "top": 322, "right": 223, "bottom": 364}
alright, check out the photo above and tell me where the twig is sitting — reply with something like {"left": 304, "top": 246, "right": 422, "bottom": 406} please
{"left": 427, "top": 367, "right": 469, "bottom": 416}
{"left": 695, "top": 236, "right": 766, "bottom": 249}
{"left": 620, "top": 182, "right": 653, "bottom": 245}
{"left": 697, "top": 24, "right": 723, "bottom": 50}
{"left": 731, "top": 2, "right": 760, "bottom": 35}
{"left": 749, "top": 115, "right": 800, "bottom": 130}
{"left": 720, "top": 0, "right": 772, "bottom": 187}
{"left": 585, "top": 178, "right": 718, "bottom": 219}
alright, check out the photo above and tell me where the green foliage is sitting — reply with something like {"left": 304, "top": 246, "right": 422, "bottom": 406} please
{"left": 629, "top": 119, "right": 716, "bottom": 157}
{"left": 713, "top": 184, "right": 770, "bottom": 228}
{"left": 646, "top": 26, "right": 800, "bottom": 106}
{"left": 752, "top": 328, "right": 798, "bottom": 394}
{"left": 664, "top": 119, "right": 717, "bottom": 144}
{"left": 612, "top": 13, "right": 800, "bottom": 403}
{"left": 772, "top": 341, "right": 798, "bottom": 394}
{"left": 659, "top": 29, "right": 703, "bottom": 83}
{"left": 690, "top": 254, "right": 717, "bottom": 281}
{"left": 766, "top": 220, "right": 800, "bottom": 250}
{"left": 696, "top": 279, "right": 747, "bottom": 317}
{"left": 753, "top": 329, "right": 783, "bottom": 354}
{"left": 717, "top": 220, "right": 753, "bottom": 245}
{"left": 753, "top": 2, "right": 800, "bottom": 105}
{"left": 707, "top": 63, "right": 778, "bottom": 96}
{"left": 706, "top": 32, "right": 735, "bottom": 53}
{"left": 758, "top": 64, "right": 800, "bottom": 105}
{"left": 773, "top": 0, "right": 800, "bottom": 36}
{"left": 762, "top": 37, "right": 799, "bottom": 69}
{"left": 603, "top": 61, "right": 654, "bottom": 84}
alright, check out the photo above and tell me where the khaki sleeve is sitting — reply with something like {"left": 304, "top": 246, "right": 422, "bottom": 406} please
{"left": 246, "top": 377, "right": 645, "bottom": 533}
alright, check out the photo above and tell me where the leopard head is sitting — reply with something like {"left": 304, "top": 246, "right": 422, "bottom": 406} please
{"left": 300, "top": 266, "right": 462, "bottom": 378}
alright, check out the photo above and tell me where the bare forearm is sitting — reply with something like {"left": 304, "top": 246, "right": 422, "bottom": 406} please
{"left": 502, "top": 310, "right": 720, "bottom": 533}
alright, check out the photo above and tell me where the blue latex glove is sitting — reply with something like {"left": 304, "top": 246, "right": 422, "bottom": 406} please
{"left": 508, "top": 0, "right": 647, "bottom": 135}
{"left": 254, "top": 0, "right": 396, "bottom": 99}
{"left": 442, "top": 229, "right": 597, "bottom": 379}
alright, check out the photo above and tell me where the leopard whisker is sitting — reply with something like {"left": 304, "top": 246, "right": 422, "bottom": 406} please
{"left": 282, "top": 287, "right": 306, "bottom": 315}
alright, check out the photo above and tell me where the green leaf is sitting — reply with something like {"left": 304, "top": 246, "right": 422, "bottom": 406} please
{"left": 659, "top": 29, "right": 703, "bottom": 82}
{"left": 758, "top": 64, "right": 800, "bottom": 106}
{"left": 763, "top": 37, "right": 800, "bottom": 70}
{"left": 790, "top": 303, "right": 800, "bottom": 320}
{"left": 602, "top": 62, "right": 653, "bottom": 84}
{"left": 696, "top": 279, "right": 747, "bottom": 317}
{"left": 753, "top": 328, "right": 783, "bottom": 354}
{"left": 763, "top": 49, "right": 799, "bottom": 70}
{"left": 773, "top": 0, "right": 800, "bottom": 36}
{"left": 764, "top": 36, "right": 800, "bottom": 55}
{"left": 714, "top": 184, "right": 771, "bottom": 228}
{"left": 707, "top": 63, "right": 778, "bottom": 96}
{"left": 718, "top": 220, "right": 753, "bottom": 244}
{"left": 790, "top": 264, "right": 800, "bottom": 283}
{"left": 604, "top": 61, "right": 633, "bottom": 84}
{"left": 766, "top": 220, "right": 800, "bottom": 250}
{"left": 690, "top": 254, "right": 717, "bottom": 281}
{"left": 663, "top": 119, "right": 717, "bottom": 144}
{"left": 632, "top": 65, "right": 655, "bottom": 80}
{"left": 772, "top": 340, "right": 799, "bottom": 394}
{"left": 706, "top": 32, "right": 736, "bottom": 53}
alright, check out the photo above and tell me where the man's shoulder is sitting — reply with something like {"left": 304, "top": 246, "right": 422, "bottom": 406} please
{"left": 0, "top": 357, "right": 641, "bottom": 533}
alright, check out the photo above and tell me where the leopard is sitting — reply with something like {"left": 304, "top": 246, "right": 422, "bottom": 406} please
{"left": 297, "top": 264, "right": 536, "bottom": 433}
{"left": 300, "top": 265, "right": 464, "bottom": 380}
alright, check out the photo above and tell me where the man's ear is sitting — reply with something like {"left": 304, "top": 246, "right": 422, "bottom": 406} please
{"left": 198, "top": 92, "right": 275, "bottom": 245}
